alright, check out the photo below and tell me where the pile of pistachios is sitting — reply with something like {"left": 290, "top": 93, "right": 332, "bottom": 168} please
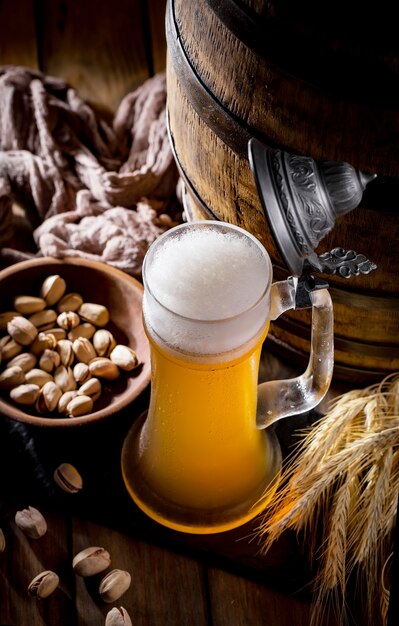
{"left": 0, "top": 274, "right": 141, "bottom": 418}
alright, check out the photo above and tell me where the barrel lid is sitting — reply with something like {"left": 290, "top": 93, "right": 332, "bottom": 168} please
{"left": 248, "top": 138, "right": 377, "bottom": 276}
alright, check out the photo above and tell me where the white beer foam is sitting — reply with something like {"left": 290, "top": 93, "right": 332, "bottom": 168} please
{"left": 143, "top": 222, "right": 272, "bottom": 356}
{"left": 147, "top": 227, "right": 268, "bottom": 320}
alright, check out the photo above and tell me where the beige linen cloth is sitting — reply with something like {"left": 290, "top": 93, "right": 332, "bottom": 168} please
{"left": 0, "top": 66, "right": 181, "bottom": 277}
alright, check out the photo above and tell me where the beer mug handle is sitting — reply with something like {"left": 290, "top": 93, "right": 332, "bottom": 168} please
{"left": 257, "top": 277, "right": 334, "bottom": 429}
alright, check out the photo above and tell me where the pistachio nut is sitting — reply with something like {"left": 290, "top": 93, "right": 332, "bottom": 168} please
{"left": 40, "top": 274, "right": 67, "bottom": 306}
{"left": 0, "top": 334, "right": 9, "bottom": 349}
{"left": 89, "top": 358, "right": 120, "bottom": 381}
{"left": 105, "top": 607, "right": 132, "bottom": 626}
{"left": 0, "top": 365, "right": 25, "bottom": 390}
{"left": 36, "top": 381, "right": 63, "bottom": 413}
{"left": 0, "top": 337, "right": 23, "bottom": 360}
{"left": 15, "top": 505, "right": 47, "bottom": 538}
{"left": 57, "top": 311, "right": 80, "bottom": 331}
{"left": 28, "top": 309, "right": 58, "bottom": 331}
{"left": 93, "top": 329, "right": 116, "bottom": 358}
{"left": 0, "top": 335, "right": 9, "bottom": 365}
{"left": 0, "top": 528, "right": 5, "bottom": 553}
{"left": 68, "top": 322, "right": 96, "bottom": 342}
{"left": 0, "top": 310, "right": 19, "bottom": 331}
{"left": 110, "top": 345, "right": 140, "bottom": 371}
{"left": 31, "top": 332, "right": 57, "bottom": 356}
{"left": 7, "top": 351, "right": 37, "bottom": 372}
{"left": 53, "top": 462, "right": 83, "bottom": 493}
{"left": 99, "top": 569, "right": 131, "bottom": 603}
{"left": 58, "top": 390, "right": 78, "bottom": 414}
{"left": 39, "top": 349, "right": 61, "bottom": 373}
{"left": 57, "top": 292, "right": 84, "bottom": 313}
{"left": 7, "top": 316, "right": 38, "bottom": 346}
{"left": 67, "top": 394, "right": 93, "bottom": 417}
{"left": 25, "top": 368, "right": 53, "bottom": 388}
{"left": 78, "top": 302, "right": 110, "bottom": 327}
{"left": 28, "top": 570, "right": 59, "bottom": 598}
{"left": 54, "top": 365, "right": 77, "bottom": 392}
{"left": 10, "top": 383, "right": 40, "bottom": 405}
{"left": 42, "top": 327, "right": 67, "bottom": 341}
{"left": 56, "top": 339, "right": 75, "bottom": 366}
{"left": 72, "top": 337, "right": 97, "bottom": 364}
{"left": 73, "top": 362, "right": 91, "bottom": 384}
{"left": 78, "top": 377, "right": 101, "bottom": 402}
{"left": 72, "top": 546, "right": 111, "bottom": 577}
{"left": 13, "top": 295, "right": 46, "bottom": 314}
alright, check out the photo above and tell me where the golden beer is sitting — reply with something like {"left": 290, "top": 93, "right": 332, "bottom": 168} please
{"left": 121, "top": 221, "right": 282, "bottom": 533}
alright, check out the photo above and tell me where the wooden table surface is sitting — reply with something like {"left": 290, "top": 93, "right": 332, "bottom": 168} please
{"left": 0, "top": 352, "right": 348, "bottom": 626}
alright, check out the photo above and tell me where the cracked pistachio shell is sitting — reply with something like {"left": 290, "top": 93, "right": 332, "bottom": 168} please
{"left": 7, "top": 351, "right": 37, "bottom": 372}
{"left": 57, "top": 292, "right": 84, "bottom": 313}
{"left": 39, "top": 349, "right": 61, "bottom": 373}
{"left": 40, "top": 274, "right": 67, "bottom": 306}
{"left": 105, "top": 607, "right": 132, "bottom": 626}
{"left": 10, "top": 383, "right": 40, "bottom": 405}
{"left": 0, "top": 528, "right": 5, "bottom": 553}
{"left": 28, "top": 570, "right": 59, "bottom": 598}
{"left": 25, "top": 368, "right": 53, "bottom": 388}
{"left": 56, "top": 339, "right": 74, "bottom": 366}
{"left": 54, "top": 365, "right": 77, "bottom": 392}
{"left": 73, "top": 362, "right": 91, "bottom": 384}
{"left": 0, "top": 337, "right": 23, "bottom": 360}
{"left": 72, "top": 546, "right": 111, "bottom": 577}
{"left": 36, "top": 381, "right": 63, "bottom": 413}
{"left": 93, "top": 329, "right": 116, "bottom": 358}
{"left": 31, "top": 332, "right": 57, "bottom": 356}
{"left": 78, "top": 302, "right": 110, "bottom": 327}
{"left": 78, "top": 377, "right": 101, "bottom": 401}
{"left": 54, "top": 462, "right": 83, "bottom": 493}
{"left": 0, "top": 365, "right": 25, "bottom": 390}
{"left": 7, "top": 316, "right": 38, "bottom": 346}
{"left": 67, "top": 394, "right": 93, "bottom": 417}
{"left": 15, "top": 506, "right": 47, "bottom": 539}
{"left": 68, "top": 322, "right": 96, "bottom": 342}
{"left": 58, "top": 390, "right": 78, "bottom": 414}
{"left": 99, "top": 569, "right": 131, "bottom": 603}
{"left": 28, "top": 309, "right": 58, "bottom": 331}
{"left": 72, "top": 337, "right": 97, "bottom": 364}
{"left": 57, "top": 311, "right": 80, "bottom": 331}
{"left": 13, "top": 295, "right": 46, "bottom": 314}
{"left": 110, "top": 345, "right": 140, "bottom": 371}
{"left": 89, "top": 357, "right": 119, "bottom": 381}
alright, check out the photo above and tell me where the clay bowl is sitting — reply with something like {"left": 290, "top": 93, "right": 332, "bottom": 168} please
{"left": 0, "top": 257, "right": 151, "bottom": 427}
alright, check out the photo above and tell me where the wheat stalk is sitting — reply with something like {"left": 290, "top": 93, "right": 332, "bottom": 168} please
{"left": 258, "top": 373, "right": 399, "bottom": 626}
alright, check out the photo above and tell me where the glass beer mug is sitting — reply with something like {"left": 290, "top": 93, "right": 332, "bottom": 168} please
{"left": 121, "top": 221, "right": 334, "bottom": 534}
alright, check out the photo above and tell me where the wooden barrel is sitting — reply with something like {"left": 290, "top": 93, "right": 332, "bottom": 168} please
{"left": 166, "top": 0, "right": 399, "bottom": 384}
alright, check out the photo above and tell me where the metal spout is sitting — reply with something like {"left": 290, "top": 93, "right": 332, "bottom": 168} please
{"left": 248, "top": 138, "right": 377, "bottom": 276}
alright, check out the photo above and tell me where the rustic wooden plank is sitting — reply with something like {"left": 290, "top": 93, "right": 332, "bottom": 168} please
{"left": 71, "top": 518, "right": 209, "bottom": 625}
{"left": 147, "top": 0, "right": 167, "bottom": 73}
{"left": 208, "top": 567, "right": 313, "bottom": 626}
{"left": 0, "top": 0, "right": 38, "bottom": 68}
{"left": 0, "top": 506, "right": 76, "bottom": 625}
{"left": 36, "top": 0, "right": 150, "bottom": 114}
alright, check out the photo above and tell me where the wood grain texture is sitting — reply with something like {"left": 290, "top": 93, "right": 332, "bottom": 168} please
{"left": 0, "top": 507, "right": 76, "bottom": 625}
{"left": 208, "top": 567, "right": 314, "bottom": 626}
{"left": 166, "top": 0, "right": 399, "bottom": 383}
{"left": 71, "top": 518, "right": 209, "bottom": 626}
{"left": 36, "top": 0, "right": 150, "bottom": 113}
{"left": 0, "top": 0, "right": 38, "bottom": 69}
